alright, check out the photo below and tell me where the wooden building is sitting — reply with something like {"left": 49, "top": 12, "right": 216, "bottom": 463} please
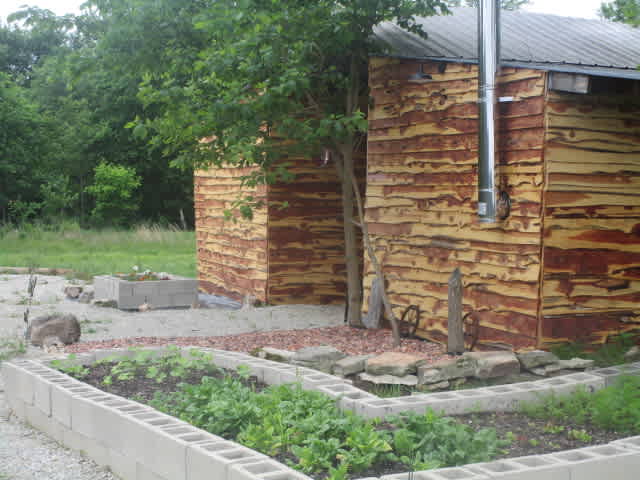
{"left": 196, "top": 8, "right": 640, "bottom": 349}
{"left": 366, "top": 8, "right": 640, "bottom": 348}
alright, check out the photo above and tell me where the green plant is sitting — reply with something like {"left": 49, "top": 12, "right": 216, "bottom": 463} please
{"left": 521, "top": 376, "right": 640, "bottom": 435}
{"left": 550, "top": 332, "right": 639, "bottom": 368}
{"left": 51, "top": 354, "right": 89, "bottom": 378}
{"left": 542, "top": 424, "right": 565, "bottom": 435}
{"left": 0, "top": 336, "right": 26, "bottom": 362}
{"left": 567, "top": 429, "right": 592, "bottom": 442}
{"left": 85, "top": 162, "right": 141, "bottom": 227}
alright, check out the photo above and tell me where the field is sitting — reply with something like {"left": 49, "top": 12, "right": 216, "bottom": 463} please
{"left": 0, "top": 222, "right": 196, "bottom": 279}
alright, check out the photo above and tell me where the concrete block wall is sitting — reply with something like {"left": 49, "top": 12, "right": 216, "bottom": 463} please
{"left": 94, "top": 274, "right": 198, "bottom": 309}
{"left": 2, "top": 347, "right": 640, "bottom": 480}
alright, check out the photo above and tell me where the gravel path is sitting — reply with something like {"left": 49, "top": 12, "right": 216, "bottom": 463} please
{"left": 0, "top": 377, "right": 116, "bottom": 480}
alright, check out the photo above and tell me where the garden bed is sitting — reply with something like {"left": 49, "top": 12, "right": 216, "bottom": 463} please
{"left": 52, "top": 347, "right": 640, "bottom": 480}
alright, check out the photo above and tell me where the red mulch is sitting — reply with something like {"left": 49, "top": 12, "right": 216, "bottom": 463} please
{"left": 65, "top": 326, "right": 450, "bottom": 363}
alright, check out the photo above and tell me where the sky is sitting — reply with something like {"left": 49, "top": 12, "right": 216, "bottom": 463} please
{"left": 0, "top": 0, "right": 607, "bottom": 24}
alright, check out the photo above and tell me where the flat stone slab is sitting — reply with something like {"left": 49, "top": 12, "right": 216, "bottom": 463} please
{"left": 625, "top": 346, "right": 640, "bottom": 363}
{"left": 517, "top": 350, "right": 559, "bottom": 370}
{"left": 558, "top": 358, "right": 595, "bottom": 370}
{"left": 291, "top": 346, "right": 346, "bottom": 373}
{"left": 365, "top": 352, "right": 426, "bottom": 376}
{"left": 333, "top": 355, "right": 373, "bottom": 377}
{"left": 258, "top": 347, "right": 295, "bottom": 362}
{"left": 417, "top": 355, "right": 474, "bottom": 385}
{"left": 464, "top": 351, "right": 520, "bottom": 379}
{"left": 359, "top": 372, "right": 418, "bottom": 386}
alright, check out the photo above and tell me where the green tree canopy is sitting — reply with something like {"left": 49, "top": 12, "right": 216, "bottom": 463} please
{"left": 600, "top": 0, "right": 640, "bottom": 26}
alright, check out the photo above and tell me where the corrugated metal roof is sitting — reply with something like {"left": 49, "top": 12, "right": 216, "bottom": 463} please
{"left": 374, "top": 7, "right": 640, "bottom": 80}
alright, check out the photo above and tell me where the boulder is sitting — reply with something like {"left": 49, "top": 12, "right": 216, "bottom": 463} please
{"left": 365, "top": 352, "right": 426, "bottom": 376}
{"left": 78, "top": 288, "right": 94, "bottom": 304}
{"left": 291, "top": 346, "right": 346, "bottom": 373}
{"left": 464, "top": 351, "right": 520, "bottom": 379}
{"left": 624, "top": 346, "right": 640, "bottom": 363}
{"left": 258, "top": 347, "right": 296, "bottom": 363}
{"left": 26, "top": 313, "right": 81, "bottom": 346}
{"left": 333, "top": 355, "right": 373, "bottom": 377}
{"left": 421, "top": 380, "right": 450, "bottom": 391}
{"left": 358, "top": 372, "right": 418, "bottom": 386}
{"left": 557, "top": 358, "right": 595, "bottom": 370}
{"left": 517, "top": 350, "right": 559, "bottom": 370}
{"left": 64, "top": 285, "right": 83, "bottom": 299}
{"left": 417, "top": 356, "right": 475, "bottom": 385}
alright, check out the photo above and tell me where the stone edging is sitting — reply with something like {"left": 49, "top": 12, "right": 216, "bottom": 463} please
{"left": 2, "top": 347, "right": 640, "bottom": 480}
{"left": 0, "top": 266, "right": 75, "bottom": 275}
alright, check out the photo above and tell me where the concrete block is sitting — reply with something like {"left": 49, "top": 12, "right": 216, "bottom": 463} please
{"left": 548, "top": 444, "right": 640, "bottom": 480}
{"left": 94, "top": 274, "right": 197, "bottom": 309}
{"left": 301, "top": 372, "right": 348, "bottom": 390}
{"left": 382, "top": 467, "right": 489, "bottom": 479}
{"left": 108, "top": 449, "right": 138, "bottom": 480}
{"left": 24, "top": 403, "right": 66, "bottom": 443}
{"left": 34, "top": 372, "right": 70, "bottom": 416}
{"left": 50, "top": 378, "right": 86, "bottom": 428}
{"left": 354, "top": 398, "right": 405, "bottom": 419}
{"left": 468, "top": 456, "right": 570, "bottom": 479}
{"left": 229, "top": 460, "right": 312, "bottom": 480}
{"left": 590, "top": 366, "right": 638, "bottom": 387}
{"left": 62, "top": 427, "right": 110, "bottom": 467}
{"left": 136, "top": 461, "right": 170, "bottom": 480}
{"left": 187, "top": 440, "right": 267, "bottom": 480}
{"left": 229, "top": 459, "right": 289, "bottom": 480}
{"left": 612, "top": 436, "right": 640, "bottom": 451}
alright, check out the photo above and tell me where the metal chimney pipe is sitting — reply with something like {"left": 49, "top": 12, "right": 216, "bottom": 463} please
{"left": 478, "top": 0, "right": 500, "bottom": 223}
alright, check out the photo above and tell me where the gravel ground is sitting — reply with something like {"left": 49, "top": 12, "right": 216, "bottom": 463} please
{"left": 0, "top": 377, "right": 117, "bottom": 480}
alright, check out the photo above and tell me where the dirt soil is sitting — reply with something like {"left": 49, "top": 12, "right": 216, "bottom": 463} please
{"left": 66, "top": 363, "right": 623, "bottom": 479}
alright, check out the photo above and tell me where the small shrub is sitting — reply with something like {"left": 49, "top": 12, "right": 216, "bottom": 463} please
{"left": 85, "top": 162, "right": 141, "bottom": 227}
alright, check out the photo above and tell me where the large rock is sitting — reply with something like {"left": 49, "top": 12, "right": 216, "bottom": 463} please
{"left": 64, "top": 284, "right": 83, "bottom": 299}
{"left": 333, "top": 355, "right": 373, "bottom": 377}
{"left": 464, "top": 351, "right": 520, "bottom": 379}
{"left": 358, "top": 372, "right": 418, "bottom": 386}
{"left": 26, "top": 313, "right": 81, "bottom": 347}
{"left": 517, "top": 350, "right": 559, "bottom": 370}
{"left": 557, "top": 358, "right": 595, "bottom": 370}
{"left": 417, "top": 356, "right": 475, "bottom": 385}
{"left": 291, "top": 346, "right": 346, "bottom": 373}
{"left": 365, "top": 352, "right": 426, "bottom": 376}
{"left": 258, "top": 347, "right": 296, "bottom": 363}
{"left": 625, "top": 346, "right": 640, "bottom": 363}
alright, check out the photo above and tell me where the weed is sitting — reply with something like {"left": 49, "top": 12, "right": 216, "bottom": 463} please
{"left": 550, "top": 332, "right": 639, "bottom": 367}
{"left": 542, "top": 423, "right": 565, "bottom": 435}
{"left": 567, "top": 429, "right": 592, "bottom": 442}
{"left": 0, "top": 336, "right": 26, "bottom": 362}
{"left": 521, "top": 376, "right": 640, "bottom": 435}
{"left": 51, "top": 354, "right": 89, "bottom": 378}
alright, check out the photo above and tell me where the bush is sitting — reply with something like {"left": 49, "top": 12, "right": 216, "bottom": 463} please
{"left": 85, "top": 162, "right": 141, "bottom": 227}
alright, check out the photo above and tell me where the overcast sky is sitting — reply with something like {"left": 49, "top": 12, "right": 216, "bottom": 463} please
{"left": 0, "top": 0, "right": 607, "bottom": 25}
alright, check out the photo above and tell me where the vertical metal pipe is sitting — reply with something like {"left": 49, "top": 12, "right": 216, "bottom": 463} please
{"left": 478, "top": 0, "right": 500, "bottom": 223}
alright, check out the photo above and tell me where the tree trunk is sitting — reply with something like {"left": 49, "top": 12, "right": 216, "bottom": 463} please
{"left": 338, "top": 143, "right": 363, "bottom": 327}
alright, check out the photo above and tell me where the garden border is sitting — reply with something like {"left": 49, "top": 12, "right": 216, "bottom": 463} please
{"left": 2, "top": 346, "right": 640, "bottom": 480}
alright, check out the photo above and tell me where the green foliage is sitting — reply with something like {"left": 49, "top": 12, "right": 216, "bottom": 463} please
{"left": 0, "top": 335, "right": 26, "bottom": 362}
{"left": 551, "top": 332, "right": 639, "bottom": 367}
{"left": 95, "top": 346, "right": 216, "bottom": 385}
{"left": 51, "top": 354, "right": 89, "bottom": 378}
{"left": 600, "top": 0, "right": 640, "bottom": 26}
{"left": 521, "top": 376, "right": 640, "bottom": 435}
{"left": 390, "top": 409, "right": 508, "bottom": 470}
{"left": 85, "top": 162, "right": 141, "bottom": 227}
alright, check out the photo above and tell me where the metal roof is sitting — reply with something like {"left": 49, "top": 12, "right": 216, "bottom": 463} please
{"left": 374, "top": 7, "right": 640, "bottom": 80}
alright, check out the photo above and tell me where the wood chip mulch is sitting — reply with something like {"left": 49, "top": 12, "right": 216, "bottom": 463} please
{"left": 65, "top": 326, "right": 451, "bottom": 364}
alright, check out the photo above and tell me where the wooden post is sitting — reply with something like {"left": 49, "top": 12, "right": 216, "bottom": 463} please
{"left": 448, "top": 268, "right": 464, "bottom": 354}
{"left": 363, "top": 278, "right": 384, "bottom": 329}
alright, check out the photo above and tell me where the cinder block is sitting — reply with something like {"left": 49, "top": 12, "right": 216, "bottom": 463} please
{"left": 50, "top": 378, "right": 86, "bottom": 428}
{"left": 24, "top": 403, "right": 66, "bottom": 443}
{"left": 187, "top": 440, "right": 268, "bottom": 480}
{"left": 548, "top": 445, "right": 640, "bottom": 480}
{"left": 612, "top": 436, "right": 640, "bottom": 451}
{"left": 62, "top": 427, "right": 110, "bottom": 467}
{"left": 468, "top": 456, "right": 570, "bottom": 479}
{"left": 34, "top": 372, "right": 68, "bottom": 416}
{"left": 354, "top": 398, "right": 405, "bottom": 419}
{"left": 109, "top": 449, "right": 138, "bottom": 480}
{"left": 136, "top": 461, "right": 170, "bottom": 480}
{"left": 300, "top": 372, "right": 346, "bottom": 390}
{"left": 406, "top": 466, "right": 490, "bottom": 479}
{"left": 229, "top": 459, "right": 289, "bottom": 480}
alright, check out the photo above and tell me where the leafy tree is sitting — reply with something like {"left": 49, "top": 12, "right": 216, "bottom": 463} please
{"left": 85, "top": 162, "right": 141, "bottom": 227}
{"left": 446, "top": 0, "right": 531, "bottom": 9}
{"left": 136, "top": 0, "right": 449, "bottom": 327}
{"left": 600, "top": 0, "right": 640, "bottom": 26}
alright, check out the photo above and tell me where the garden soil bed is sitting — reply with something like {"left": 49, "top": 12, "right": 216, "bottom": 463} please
{"left": 73, "top": 363, "right": 623, "bottom": 479}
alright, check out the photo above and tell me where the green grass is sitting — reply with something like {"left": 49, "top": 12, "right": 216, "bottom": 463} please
{"left": 0, "top": 336, "right": 26, "bottom": 362}
{"left": 0, "top": 221, "right": 196, "bottom": 279}
{"left": 550, "top": 331, "right": 639, "bottom": 368}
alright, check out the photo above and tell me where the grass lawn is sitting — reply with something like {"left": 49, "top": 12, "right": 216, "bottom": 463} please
{"left": 0, "top": 222, "right": 197, "bottom": 279}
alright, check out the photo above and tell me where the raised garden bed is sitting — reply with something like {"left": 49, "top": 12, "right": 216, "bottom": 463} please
{"left": 93, "top": 273, "right": 198, "bottom": 309}
{"left": 3, "top": 347, "right": 640, "bottom": 480}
